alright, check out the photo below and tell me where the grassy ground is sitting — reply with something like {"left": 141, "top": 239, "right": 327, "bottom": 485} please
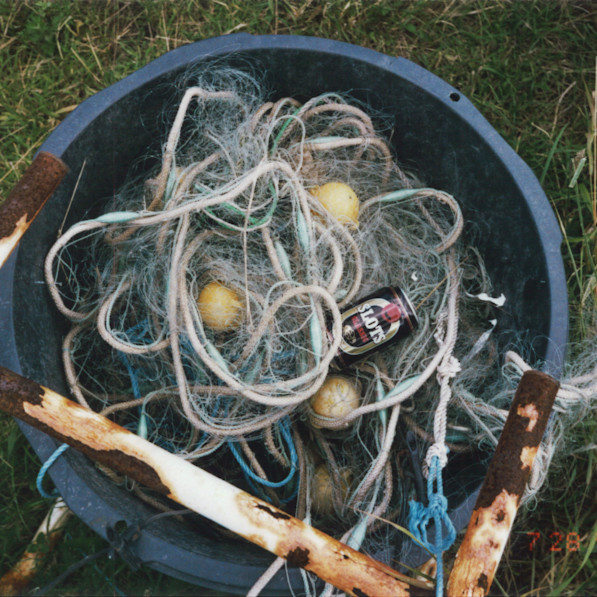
{"left": 0, "top": 1, "right": 595, "bottom": 595}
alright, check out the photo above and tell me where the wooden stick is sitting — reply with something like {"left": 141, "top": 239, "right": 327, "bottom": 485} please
{"left": 0, "top": 151, "right": 68, "bottom": 268}
{"left": 447, "top": 369, "right": 560, "bottom": 597}
{"left": 0, "top": 366, "right": 432, "bottom": 597}
{"left": 0, "top": 499, "right": 71, "bottom": 597}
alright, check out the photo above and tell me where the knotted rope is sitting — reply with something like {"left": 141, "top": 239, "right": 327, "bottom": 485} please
{"left": 408, "top": 255, "right": 460, "bottom": 596}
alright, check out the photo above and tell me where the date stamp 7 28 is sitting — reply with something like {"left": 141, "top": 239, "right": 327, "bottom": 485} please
{"left": 526, "top": 531, "right": 583, "bottom": 553}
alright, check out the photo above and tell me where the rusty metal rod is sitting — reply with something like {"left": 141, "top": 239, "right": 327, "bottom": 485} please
{"left": 0, "top": 366, "right": 432, "bottom": 597}
{"left": 447, "top": 369, "right": 560, "bottom": 597}
{"left": 0, "top": 151, "right": 68, "bottom": 268}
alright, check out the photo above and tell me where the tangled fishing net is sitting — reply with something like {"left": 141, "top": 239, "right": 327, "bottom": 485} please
{"left": 43, "top": 68, "right": 597, "bottom": 593}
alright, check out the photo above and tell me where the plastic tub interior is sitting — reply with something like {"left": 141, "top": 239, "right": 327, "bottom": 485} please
{"left": 0, "top": 34, "right": 568, "bottom": 595}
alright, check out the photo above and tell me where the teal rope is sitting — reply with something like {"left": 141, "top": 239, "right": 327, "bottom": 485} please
{"left": 408, "top": 455, "right": 456, "bottom": 597}
{"left": 36, "top": 443, "right": 69, "bottom": 499}
{"left": 228, "top": 418, "right": 297, "bottom": 489}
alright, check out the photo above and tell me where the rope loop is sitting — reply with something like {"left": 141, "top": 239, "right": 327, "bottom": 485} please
{"left": 36, "top": 443, "right": 70, "bottom": 499}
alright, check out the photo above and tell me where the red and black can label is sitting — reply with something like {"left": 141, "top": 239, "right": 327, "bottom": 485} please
{"left": 329, "top": 286, "right": 418, "bottom": 369}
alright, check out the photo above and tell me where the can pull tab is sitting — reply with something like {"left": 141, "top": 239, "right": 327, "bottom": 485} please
{"left": 406, "top": 430, "right": 427, "bottom": 506}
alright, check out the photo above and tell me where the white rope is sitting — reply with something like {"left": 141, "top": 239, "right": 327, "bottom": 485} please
{"left": 409, "top": 252, "right": 461, "bottom": 474}
{"left": 247, "top": 557, "right": 286, "bottom": 597}
{"left": 425, "top": 294, "right": 461, "bottom": 471}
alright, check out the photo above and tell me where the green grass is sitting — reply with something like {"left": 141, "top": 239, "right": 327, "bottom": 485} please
{"left": 1, "top": 1, "right": 596, "bottom": 595}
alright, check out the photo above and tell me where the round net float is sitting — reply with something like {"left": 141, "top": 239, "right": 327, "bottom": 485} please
{"left": 197, "top": 281, "right": 244, "bottom": 332}
{"left": 312, "top": 464, "right": 352, "bottom": 516}
{"left": 309, "top": 375, "right": 361, "bottom": 428}
{"left": 311, "top": 181, "right": 360, "bottom": 226}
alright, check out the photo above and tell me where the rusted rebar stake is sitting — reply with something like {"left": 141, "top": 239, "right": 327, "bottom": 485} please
{"left": 447, "top": 369, "right": 560, "bottom": 597}
{"left": 0, "top": 151, "right": 68, "bottom": 268}
{"left": 0, "top": 366, "right": 433, "bottom": 597}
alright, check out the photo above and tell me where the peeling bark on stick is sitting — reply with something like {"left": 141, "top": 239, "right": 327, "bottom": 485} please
{"left": 447, "top": 370, "right": 559, "bottom": 597}
{"left": 0, "top": 151, "right": 68, "bottom": 268}
{"left": 0, "top": 499, "right": 71, "bottom": 597}
{"left": 0, "top": 366, "right": 433, "bottom": 597}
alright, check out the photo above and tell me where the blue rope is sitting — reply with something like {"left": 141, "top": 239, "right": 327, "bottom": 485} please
{"left": 36, "top": 443, "right": 70, "bottom": 499}
{"left": 228, "top": 417, "right": 297, "bottom": 489}
{"left": 118, "top": 323, "right": 150, "bottom": 440}
{"left": 278, "top": 479, "right": 300, "bottom": 504}
{"left": 117, "top": 321, "right": 150, "bottom": 401}
{"left": 244, "top": 471, "right": 299, "bottom": 505}
{"left": 408, "top": 455, "right": 456, "bottom": 597}
{"left": 118, "top": 351, "right": 142, "bottom": 400}
{"left": 243, "top": 457, "right": 300, "bottom": 504}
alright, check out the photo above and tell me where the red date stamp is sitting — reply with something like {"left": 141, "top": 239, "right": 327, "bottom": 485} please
{"left": 526, "top": 531, "right": 582, "bottom": 552}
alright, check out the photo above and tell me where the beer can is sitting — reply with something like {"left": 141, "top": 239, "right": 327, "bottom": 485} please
{"left": 328, "top": 286, "right": 418, "bottom": 369}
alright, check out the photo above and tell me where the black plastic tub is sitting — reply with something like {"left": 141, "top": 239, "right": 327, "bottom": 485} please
{"left": 0, "top": 34, "right": 568, "bottom": 594}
